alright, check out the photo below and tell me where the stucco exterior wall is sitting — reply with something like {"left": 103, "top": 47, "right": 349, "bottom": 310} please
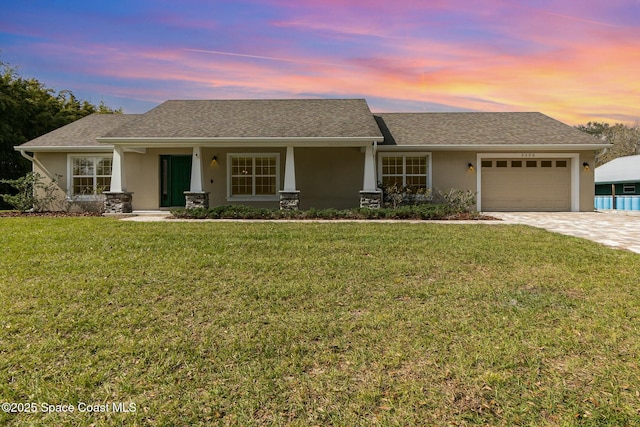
{"left": 294, "top": 147, "right": 364, "bottom": 209}
{"left": 579, "top": 151, "right": 596, "bottom": 212}
{"left": 200, "top": 147, "right": 286, "bottom": 209}
{"left": 27, "top": 146, "right": 598, "bottom": 212}
{"left": 125, "top": 147, "right": 192, "bottom": 210}
{"left": 32, "top": 152, "right": 111, "bottom": 212}
{"left": 430, "top": 150, "right": 597, "bottom": 212}
{"left": 31, "top": 152, "right": 69, "bottom": 211}
{"left": 109, "top": 146, "right": 364, "bottom": 211}
{"left": 431, "top": 151, "right": 479, "bottom": 208}
{"left": 201, "top": 146, "right": 364, "bottom": 210}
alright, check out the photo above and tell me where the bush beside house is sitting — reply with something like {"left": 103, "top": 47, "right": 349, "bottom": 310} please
{"left": 171, "top": 188, "right": 480, "bottom": 220}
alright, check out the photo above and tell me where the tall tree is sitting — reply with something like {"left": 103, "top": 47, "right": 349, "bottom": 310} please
{"left": 576, "top": 121, "right": 640, "bottom": 166}
{"left": 0, "top": 61, "right": 121, "bottom": 208}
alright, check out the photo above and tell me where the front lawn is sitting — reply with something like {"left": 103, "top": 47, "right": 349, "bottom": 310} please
{"left": 1, "top": 218, "right": 639, "bottom": 426}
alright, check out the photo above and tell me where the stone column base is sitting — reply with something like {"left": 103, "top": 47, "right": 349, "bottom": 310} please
{"left": 184, "top": 192, "right": 210, "bottom": 209}
{"left": 359, "top": 191, "right": 382, "bottom": 209}
{"left": 103, "top": 192, "right": 133, "bottom": 214}
{"left": 279, "top": 191, "right": 300, "bottom": 210}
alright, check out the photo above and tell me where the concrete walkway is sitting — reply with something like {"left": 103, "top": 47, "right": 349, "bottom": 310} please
{"left": 488, "top": 211, "right": 640, "bottom": 254}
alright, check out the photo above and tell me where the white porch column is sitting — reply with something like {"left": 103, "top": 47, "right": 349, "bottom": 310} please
{"left": 360, "top": 143, "right": 382, "bottom": 208}
{"left": 283, "top": 145, "right": 297, "bottom": 191}
{"left": 104, "top": 145, "right": 133, "bottom": 214}
{"left": 189, "top": 146, "right": 204, "bottom": 193}
{"left": 362, "top": 144, "right": 377, "bottom": 192}
{"left": 110, "top": 145, "right": 126, "bottom": 192}
{"left": 185, "top": 146, "right": 209, "bottom": 209}
{"left": 280, "top": 146, "right": 300, "bottom": 210}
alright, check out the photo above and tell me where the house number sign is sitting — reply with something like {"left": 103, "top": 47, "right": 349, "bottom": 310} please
{"left": 521, "top": 153, "right": 536, "bottom": 158}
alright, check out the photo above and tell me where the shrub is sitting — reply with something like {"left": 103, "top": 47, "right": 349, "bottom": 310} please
{"left": 304, "top": 207, "right": 319, "bottom": 219}
{"left": 275, "top": 209, "right": 298, "bottom": 219}
{"left": 416, "top": 204, "right": 456, "bottom": 219}
{"left": 172, "top": 207, "right": 207, "bottom": 219}
{"left": 381, "top": 182, "right": 405, "bottom": 209}
{"left": 170, "top": 200, "right": 478, "bottom": 221}
{"left": 219, "top": 205, "right": 256, "bottom": 219}
{"left": 314, "top": 208, "right": 340, "bottom": 219}
{"left": 0, "top": 172, "right": 61, "bottom": 212}
{"left": 435, "top": 188, "right": 476, "bottom": 213}
{"left": 355, "top": 208, "right": 386, "bottom": 220}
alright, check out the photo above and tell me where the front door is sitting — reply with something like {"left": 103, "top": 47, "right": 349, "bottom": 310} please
{"left": 160, "top": 155, "right": 192, "bottom": 207}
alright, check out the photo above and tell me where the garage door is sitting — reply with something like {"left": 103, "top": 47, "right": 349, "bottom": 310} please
{"left": 481, "top": 158, "right": 571, "bottom": 211}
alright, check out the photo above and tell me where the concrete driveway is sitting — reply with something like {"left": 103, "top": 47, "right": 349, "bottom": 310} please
{"left": 487, "top": 211, "right": 640, "bottom": 254}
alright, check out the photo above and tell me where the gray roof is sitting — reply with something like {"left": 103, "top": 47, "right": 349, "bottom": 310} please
{"left": 595, "top": 154, "right": 640, "bottom": 183}
{"left": 17, "top": 100, "right": 608, "bottom": 150}
{"left": 18, "top": 114, "right": 138, "bottom": 148}
{"left": 102, "top": 99, "right": 383, "bottom": 139}
{"left": 375, "top": 112, "right": 603, "bottom": 146}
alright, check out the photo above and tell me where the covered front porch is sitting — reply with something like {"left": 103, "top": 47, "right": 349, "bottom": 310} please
{"left": 104, "top": 143, "right": 381, "bottom": 213}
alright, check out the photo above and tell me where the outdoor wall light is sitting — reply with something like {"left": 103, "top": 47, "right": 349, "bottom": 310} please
{"left": 583, "top": 162, "right": 590, "bottom": 171}
{"left": 467, "top": 162, "right": 475, "bottom": 172}
{"left": 211, "top": 155, "right": 218, "bottom": 166}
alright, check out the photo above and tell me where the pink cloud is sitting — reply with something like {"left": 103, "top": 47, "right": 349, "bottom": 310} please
{"left": 29, "top": 30, "right": 637, "bottom": 125}
{"left": 8, "top": 0, "right": 638, "bottom": 125}
{"left": 135, "top": 36, "right": 640, "bottom": 124}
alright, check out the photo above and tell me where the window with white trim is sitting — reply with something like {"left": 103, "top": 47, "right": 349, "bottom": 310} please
{"left": 379, "top": 153, "right": 431, "bottom": 191}
{"left": 227, "top": 153, "right": 279, "bottom": 199}
{"left": 69, "top": 155, "right": 112, "bottom": 197}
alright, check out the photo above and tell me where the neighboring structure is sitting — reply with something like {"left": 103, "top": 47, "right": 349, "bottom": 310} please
{"left": 595, "top": 154, "right": 640, "bottom": 211}
{"left": 15, "top": 98, "right": 609, "bottom": 213}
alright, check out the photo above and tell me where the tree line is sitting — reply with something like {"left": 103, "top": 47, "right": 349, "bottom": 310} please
{"left": 0, "top": 60, "right": 121, "bottom": 208}
{"left": 575, "top": 122, "right": 640, "bottom": 166}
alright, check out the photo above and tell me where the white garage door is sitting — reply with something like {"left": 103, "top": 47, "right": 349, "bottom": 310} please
{"left": 481, "top": 158, "right": 571, "bottom": 211}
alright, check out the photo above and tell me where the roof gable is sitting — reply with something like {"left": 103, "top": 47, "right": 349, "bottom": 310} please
{"left": 376, "top": 112, "right": 603, "bottom": 146}
{"left": 102, "top": 99, "right": 383, "bottom": 140}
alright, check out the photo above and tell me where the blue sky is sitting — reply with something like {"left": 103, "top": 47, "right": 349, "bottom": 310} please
{"left": 2, "top": 0, "right": 639, "bottom": 124}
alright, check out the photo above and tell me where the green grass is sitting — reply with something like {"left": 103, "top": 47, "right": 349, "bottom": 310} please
{"left": 1, "top": 218, "right": 640, "bottom": 426}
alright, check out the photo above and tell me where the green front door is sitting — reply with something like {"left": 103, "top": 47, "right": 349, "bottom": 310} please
{"left": 160, "top": 155, "right": 192, "bottom": 207}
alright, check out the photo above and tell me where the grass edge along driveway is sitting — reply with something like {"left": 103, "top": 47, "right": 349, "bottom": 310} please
{"left": 1, "top": 217, "right": 639, "bottom": 426}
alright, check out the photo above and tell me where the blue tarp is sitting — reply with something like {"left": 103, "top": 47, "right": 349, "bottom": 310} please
{"left": 595, "top": 195, "right": 640, "bottom": 210}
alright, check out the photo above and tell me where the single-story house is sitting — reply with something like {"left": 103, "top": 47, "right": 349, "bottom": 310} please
{"left": 595, "top": 154, "right": 640, "bottom": 210}
{"left": 15, "top": 98, "right": 609, "bottom": 213}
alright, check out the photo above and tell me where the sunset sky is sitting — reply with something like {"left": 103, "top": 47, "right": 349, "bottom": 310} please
{"left": 2, "top": 0, "right": 639, "bottom": 125}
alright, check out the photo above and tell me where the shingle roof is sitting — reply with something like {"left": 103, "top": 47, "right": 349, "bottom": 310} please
{"left": 18, "top": 100, "right": 608, "bottom": 150}
{"left": 375, "top": 112, "right": 603, "bottom": 146}
{"left": 595, "top": 154, "right": 640, "bottom": 183}
{"left": 18, "top": 114, "right": 138, "bottom": 147}
{"left": 102, "top": 99, "right": 383, "bottom": 139}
